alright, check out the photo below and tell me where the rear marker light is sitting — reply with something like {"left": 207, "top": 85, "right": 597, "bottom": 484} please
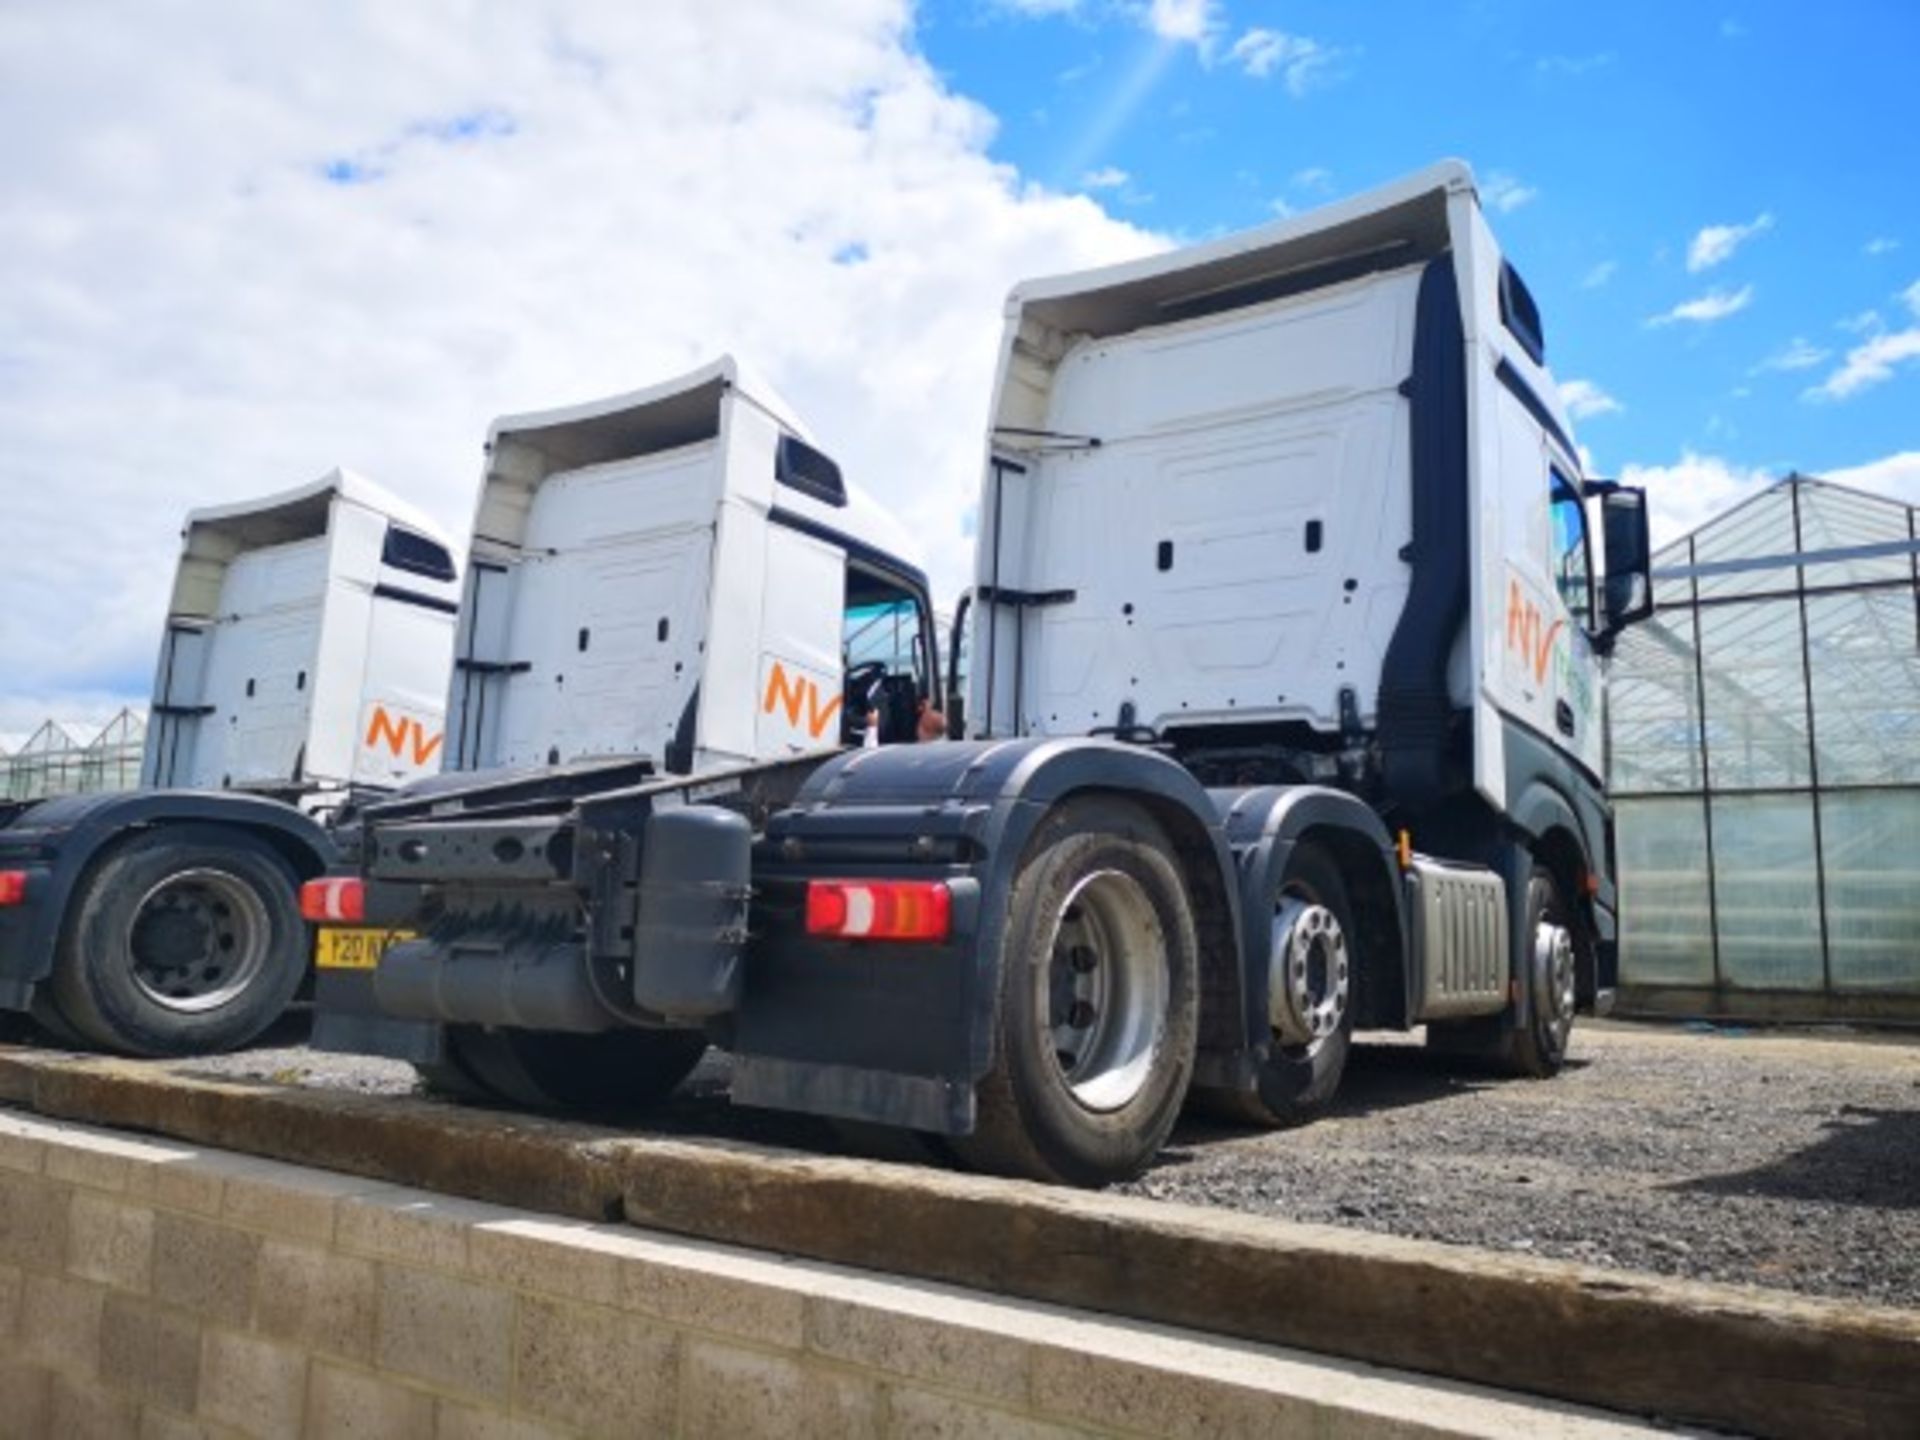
{"left": 0, "top": 871, "right": 26, "bottom": 908}
{"left": 300, "top": 876, "right": 365, "bottom": 924}
{"left": 805, "top": 880, "right": 952, "bottom": 942}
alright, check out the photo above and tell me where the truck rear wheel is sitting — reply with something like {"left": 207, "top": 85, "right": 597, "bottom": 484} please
{"left": 1197, "top": 841, "right": 1355, "bottom": 1127}
{"left": 425, "top": 1026, "right": 708, "bottom": 1112}
{"left": 47, "top": 825, "right": 306, "bottom": 1056}
{"left": 953, "top": 796, "right": 1198, "bottom": 1187}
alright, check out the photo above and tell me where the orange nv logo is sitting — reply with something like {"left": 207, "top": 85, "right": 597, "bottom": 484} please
{"left": 1506, "top": 577, "right": 1564, "bottom": 687}
{"left": 364, "top": 706, "right": 444, "bottom": 767}
{"left": 762, "top": 661, "right": 843, "bottom": 740}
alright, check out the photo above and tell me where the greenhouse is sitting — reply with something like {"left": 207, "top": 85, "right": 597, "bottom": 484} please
{"left": 1608, "top": 473, "right": 1920, "bottom": 1021}
{"left": 0, "top": 709, "right": 146, "bottom": 804}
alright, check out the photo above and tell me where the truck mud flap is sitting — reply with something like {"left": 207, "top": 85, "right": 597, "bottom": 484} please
{"left": 730, "top": 1054, "right": 974, "bottom": 1135}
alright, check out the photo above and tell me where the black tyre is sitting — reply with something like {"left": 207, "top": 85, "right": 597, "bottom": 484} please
{"left": 1196, "top": 841, "right": 1355, "bottom": 1127}
{"left": 409, "top": 1048, "right": 493, "bottom": 1102}
{"left": 1501, "top": 868, "right": 1577, "bottom": 1078}
{"left": 951, "top": 796, "right": 1199, "bottom": 1187}
{"left": 1425, "top": 865, "right": 1577, "bottom": 1077}
{"left": 48, "top": 825, "right": 307, "bottom": 1056}
{"left": 427, "top": 1025, "right": 708, "bottom": 1111}
{"left": 28, "top": 991, "right": 90, "bottom": 1050}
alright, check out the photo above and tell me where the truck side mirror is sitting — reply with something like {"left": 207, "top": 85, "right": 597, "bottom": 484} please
{"left": 1598, "top": 486, "right": 1654, "bottom": 635}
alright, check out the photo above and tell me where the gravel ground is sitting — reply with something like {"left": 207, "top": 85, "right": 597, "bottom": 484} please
{"left": 156, "top": 1016, "right": 1920, "bottom": 1310}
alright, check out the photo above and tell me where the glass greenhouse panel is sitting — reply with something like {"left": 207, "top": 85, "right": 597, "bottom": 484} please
{"left": 1797, "top": 483, "right": 1914, "bottom": 588}
{"left": 1709, "top": 793, "right": 1824, "bottom": 990}
{"left": 1805, "top": 591, "right": 1920, "bottom": 786}
{"left": 1616, "top": 797, "right": 1715, "bottom": 985}
{"left": 1651, "top": 536, "right": 1693, "bottom": 612}
{"left": 1694, "top": 486, "right": 1798, "bottom": 601}
{"left": 1608, "top": 615, "right": 1704, "bottom": 793}
{"left": 1819, "top": 791, "right": 1920, "bottom": 992}
{"left": 1699, "top": 601, "right": 1813, "bottom": 790}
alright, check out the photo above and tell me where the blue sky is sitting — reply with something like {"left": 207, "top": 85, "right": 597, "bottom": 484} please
{"left": 918, "top": 1, "right": 1919, "bottom": 489}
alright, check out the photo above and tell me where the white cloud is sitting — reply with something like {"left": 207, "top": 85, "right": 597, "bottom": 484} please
{"left": 1804, "top": 329, "right": 1920, "bottom": 402}
{"left": 1820, "top": 453, "right": 1920, "bottom": 503}
{"left": 1648, "top": 285, "right": 1755, "bottom": 326}
{"left": 1686, "top": 211, "right": 1773, "bottom": 272}
{"left": 1865, "top": 236, "right": 1901, "bottom": 256}
{"left": 1227, "top": 28, "right": 1334, "bottom": 94}
{"left": 1804, "top": 281, "right": 1920, "bottom": 400}
{"left": 1617, "top": 452, "right": 1777, "bottom": 547}
{"left": 1080, "top": 165, "right": 1130, "bottom": 190}
{"left": 1580, "top": 259, "right": 1618, "bottom": 289}
{"left": 1557, "top": 379, "right": 1623, "bottom": 420}
{"left": 0, "top": 2, "right": 1161, "bottom": 721}
{"left": 1291, "top": 166, "right": 1333, "bottom": 193}
{"left": 1823, "top": 451, "right": 1920, "bottom": 503}
{"left": 1752, "top": 337, "right": 1830, "bottom": 373}
{"left": 1144, "top": 0, "right": 1218, "bottom": 46}
{"left": 1480, "top": 171, "right": 1538, "bottom": 214}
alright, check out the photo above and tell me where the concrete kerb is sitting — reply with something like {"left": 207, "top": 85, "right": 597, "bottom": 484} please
{"left": 0, "top": 1047, "right": 1913, "bottom": 1440}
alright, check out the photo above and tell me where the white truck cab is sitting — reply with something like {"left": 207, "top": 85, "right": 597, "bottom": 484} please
{"left": 146, "top": 469, "right": 458, "bottom": 806}
{"left": 446, "top": 356, "right": 934, "bottom": 778}
{"left": 975, "top": 159, "right": 1637, "bottom": 810}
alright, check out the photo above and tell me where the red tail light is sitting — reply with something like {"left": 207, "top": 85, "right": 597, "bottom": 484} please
{"left": 300, "top": 876, "right": 365, "bottom": 923}
{"left": 0, "top": 871, "right": 26, "bottom": 908}
{"left": 805, "top": 879, "right": 952, "bottom": 942}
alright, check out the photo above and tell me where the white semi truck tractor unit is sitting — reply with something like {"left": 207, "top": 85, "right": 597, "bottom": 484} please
{"left": 0, "top": 471, "right": 458, "bottom": 1055}
{"left": 308, "top": 163, "right": 1654, "bottom": 1185}
{"left": 310, "top": 357, "right": 940, "bottom": 1104}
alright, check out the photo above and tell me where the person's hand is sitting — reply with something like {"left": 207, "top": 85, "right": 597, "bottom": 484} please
{"left": 916, "top": 699, "right": 947, "bottom": 742}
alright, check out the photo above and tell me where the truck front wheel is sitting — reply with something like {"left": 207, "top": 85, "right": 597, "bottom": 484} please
{"left": 1500, "top": 867, "right": 1578, "bottom": 1077}
{"left": 954, "top": 796, "right": 1198, "bottom": 1187}
{"left": 48, "top": 825, "right": 306, "bottom": 1056}
{"left": 1427, "top": 865, "right": 1578, "bottom": 1077}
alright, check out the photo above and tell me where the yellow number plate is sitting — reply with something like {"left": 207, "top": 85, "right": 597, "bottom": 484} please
{"left": 314, "top": 927, "right": 415, "bottom": 971}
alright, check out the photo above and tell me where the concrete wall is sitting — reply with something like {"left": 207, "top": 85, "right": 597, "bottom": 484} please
{"left": 0, "top": 1108, "right": 1656, "bottom": 1439}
